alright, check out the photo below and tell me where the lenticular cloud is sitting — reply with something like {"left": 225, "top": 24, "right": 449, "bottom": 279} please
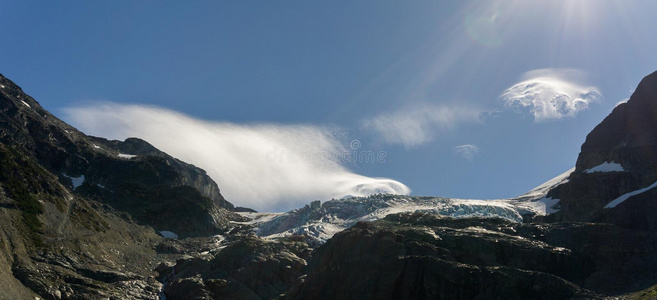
{"left": 64, "top": 103, "right": 410, "bottom": 212}
{"left": 501, "top": 69, "right": 601, "bottom": 122}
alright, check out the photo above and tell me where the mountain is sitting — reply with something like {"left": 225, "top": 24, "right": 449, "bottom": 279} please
{"left": 548, "top": 70, "right": 657, "bottom": 230}
{"left": 0, "top": 74, "right": 244, "bottom": 298}
{"left": 227, "top": 71, "right": 657, "bottom": 299}
{"left": 0, "top": 73, "right": 240, "bottom": 237}
{"left": 3, "top": 71, "right": 657, "bottom": 299}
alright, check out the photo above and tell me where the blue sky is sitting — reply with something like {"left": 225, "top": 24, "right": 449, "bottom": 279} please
{"left": 2, "top": 1, "right": 657, "bottom": 211}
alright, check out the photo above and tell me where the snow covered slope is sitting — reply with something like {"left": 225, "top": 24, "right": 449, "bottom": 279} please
{"left": 244, "top": 169, "right": 574, "bottom": 243}
{"left": 505, "top": 167, "right": 574, "bottom": 215}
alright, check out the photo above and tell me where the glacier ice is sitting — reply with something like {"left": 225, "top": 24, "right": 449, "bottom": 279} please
{"left": 241, "top": 168, "right": 574, "bottom": 244}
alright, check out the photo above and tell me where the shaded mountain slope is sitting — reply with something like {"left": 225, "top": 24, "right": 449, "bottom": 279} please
{"left": 0, "top": 73, "right": 244, "bottom": 298}
{"left": 0, "top": 73, "right": 240, "bottom": 237}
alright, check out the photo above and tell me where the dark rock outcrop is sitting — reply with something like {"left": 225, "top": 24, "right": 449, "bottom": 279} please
{"left": 234, "top": 206, "right": 258, "bottom": 213}
{"left": 159, "top": 234, "right": 311, "bottom": 299}
{"left": 287, "top": 213, "right": 657, "bottom": 299}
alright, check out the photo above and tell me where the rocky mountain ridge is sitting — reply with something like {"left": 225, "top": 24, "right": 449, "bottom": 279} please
{"left": 0, "top": 73, "right": 245, "bottom": 299}
{"left": 0, "top": 73, "right": 241, "bottom": 237}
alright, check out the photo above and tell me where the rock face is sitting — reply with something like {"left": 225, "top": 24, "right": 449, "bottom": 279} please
{"left": 160, "top": 212, "right": 657, "bottom": 299}
{"left": 156, "top": 233, "right": 311, "bottom": 299}
{"left": 0, "top": 73, "right": 243, "bottom": 298}
{"left": 578, "top": 71, "right": 657, "bottom": 167}
{"left": 549, "top": 71, "right": 657, "bottom": 229}
{"left": 287, "top": 213, "right": 657, "bottom": 299}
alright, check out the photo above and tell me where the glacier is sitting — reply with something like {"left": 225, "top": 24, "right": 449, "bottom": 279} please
{"left": 237, "top": 168, "right": 574, "bottom": 244}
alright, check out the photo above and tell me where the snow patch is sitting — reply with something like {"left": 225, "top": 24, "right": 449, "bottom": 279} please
{"left": 21, "top": 100, "right": 31, "bottom": 108}
{"left": 520, "top": 168, "right": 573, "bottom": 199}
{"left": 118, "top": 153, "right": 136, "bottom": 159}
{"left": 605, "top": 181, "right": 657, "bottom": 208}
{"left": 159, "top": 231, "right": 179, "bottom": 239}
{"left": 503, "top": 168, "right": 572, "bottom": 216}
{"left": 585, "top": 161, "right": 624, "bottom": 173}
{"left": 93, "top": 144, "right": 101, "bottom": 149}
{"left": 62, "top": 173, "right": 85, "bottom": 189}
{"left": 424, "top": 228, "right": 441, "bottom": 240}
{"left": 534, "top": 197, "right": 561, "bottom": 214}
{"left": 209, "top": 234, "right": 225, "bottom": 250}
{"left": 0, "top": 85, "right": 4, "bottom": 88}
{"left": 234, "top": 212, "right": 283, "bottom": 226}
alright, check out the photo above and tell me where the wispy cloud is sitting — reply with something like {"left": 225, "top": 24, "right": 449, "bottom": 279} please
{"left": 361, "top": 69, "right": 600, "bottom": 149}
{"left": 501, "top": 68, "right": 601, "bottom": 122}
{"left": 614, "top": 88, "right": 635, "bottom": 108}
{"left": 64, "top": 103, "right": 410, "bottom": 212}
{"left": 615, "top": 98, "right": 629, "bottom": 107}
{"left": 454, "top": 144, "right": 480, "bottom": 161}
{"left": 360, "top": 104, "right": 482, "bottom": 148}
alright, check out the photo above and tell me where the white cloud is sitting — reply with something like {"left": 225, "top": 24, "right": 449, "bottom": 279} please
{"left": 360, "top": 104, "right": 482, "bottom": 148}
{"left": 64, "top": 103, "right": 410, "bottom": 212}
{"left": 454, "top": 144, "right": 480, "bottom": 161}
{"left": 501, "top": 68, "right": 601, "bottom": 122}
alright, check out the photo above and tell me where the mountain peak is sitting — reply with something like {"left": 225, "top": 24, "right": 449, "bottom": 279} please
{"left": 548, "top": 70, "right": 657, "bottom": 228}
{"left": 578, "top": 70, "right": 657, "bottom": 169}
{"left": 632, "top": 70, "right": 657, "bottom": 104}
